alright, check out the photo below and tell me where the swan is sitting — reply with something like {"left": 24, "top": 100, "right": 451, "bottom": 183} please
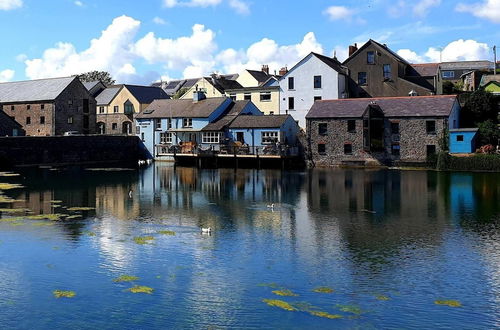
{"left": 267, "top": 203, "right": 275, "bottom": 209}
{"left": 201, "top": 227, "right": 212, "bottom": 234}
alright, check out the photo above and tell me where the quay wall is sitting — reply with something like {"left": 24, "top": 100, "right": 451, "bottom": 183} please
{"left": 0, "top": 135, "right": 149, "bottom": 168}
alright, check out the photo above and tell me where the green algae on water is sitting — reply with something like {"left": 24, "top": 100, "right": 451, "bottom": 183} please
{"left": 376, "top": 295, "right": 390, "bottom": 301}
{"left": 84, "top": 231, "right": 96, "bottom": 237}
{"left": 335, "top": 304, "right": 363, "bottom": 315}
{"left": 272, "top": 289, "right": 299, "bottom": 297}
{"left": 309, "top": 311, "right": 343, "bottom": 319}
{"left": 133, "top": 236, "right": 155, "bottom": 245}
{"left": 53, "top": 290, "right": 76, "bottom": 298}
{"left": 313, "top": 286, "right": 334, "bottom": 294}
{"left": 257, "top": 282, "right": 280, "bottom": 289}
{"left": 0, "top": 172, "right": 20, "bottom": 177}
{"left": 435, "top": 300, "right": 462, "bottom": 307}
{"left": 158, "top": 230, "right": 176, "bottom": 236}
{"left": 66, "top": 215, "right": 82, "bottom": 220}
{"left": 67, "top": 207, "right": 95, "bottom": 211}
{"left": 127, "top": 285, "right": 153, "bottom": 294}
{"left": 0, "top": 183, "right": 24, "bottom": 190}
{"left": 113, "top": 275, "right": 139, "bottom": 282}
{"left": 262, "top": 299, "right": 296, "bottom": 311}
{"left": 27, "top": 214, "right": 69, "bottom": 221}
{"left": 0, "top": 208, "right": 29, "bottom": 214}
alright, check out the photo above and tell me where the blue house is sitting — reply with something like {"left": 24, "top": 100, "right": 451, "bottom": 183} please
{"left": 449, "top": 128, "right": 478, "bottom": 154}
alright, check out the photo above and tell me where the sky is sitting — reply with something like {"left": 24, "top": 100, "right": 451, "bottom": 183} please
{"left": 0, "top": 0, "right": 499, "bottom": 84}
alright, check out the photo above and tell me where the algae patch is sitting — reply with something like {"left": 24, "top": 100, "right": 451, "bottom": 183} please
{"left": 133, "top": 236, "right": 155, "bottom": 245}
{"left": 262, "top": 299, "right": 296, "bottom": 311}
{"left": 53, "top": 290, "right": 76, "bottom": 298}
{"left": 313, "top": 287, "right": 334, "bottom": 294}
{"left": 113, "top": 275, "right": 139, "bottom": 282}
{"left": 435, "top": 300, "right": 461, "bottom": 307}
{"left": 0, "top": 172, "right": 20, "bottom": 177}
{"left": 67, "top": 207, "right": 95, "bottom": 211}
{"left": 335, "top": 304, "right": 363, "bottom": 315}
{"left": 127, "top": 285, "right": 153, "bottom": 294}
{"left": 376, "top": 295, "right": 390, "bottom": 301}
{"left": 158, "top": 230, "right": 176, "bottom": 236}
{"left": 0, "top": 183, "right": 24, "bottom": 190}
{"left": 257, "top": 283, "right": 280, "bottom": 289}
{"left": 309, "top": 311, "right": 343, "bottom": 319}
{"left": 272, "top": 289, "right": 299, "bottom": 297}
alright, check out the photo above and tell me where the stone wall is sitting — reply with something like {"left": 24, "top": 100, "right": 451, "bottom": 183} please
{"left": 0, "top": 135, "right": 147, "bottom": 168}
{"left": 2, "top": 102, "right": 55, "bottom": 136}
{"left": 96, "top": 113, "right": 134, "bottom": 135}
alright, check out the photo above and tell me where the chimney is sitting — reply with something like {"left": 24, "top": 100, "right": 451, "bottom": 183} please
{"left": 261, "top": 65, "right": 269, "bottom": 74}
{"left": 279, "top": 67, "right": 288, "bottom": 76}
{"left": 348, "top": 43, "right": 358, "bottom": 57}
{"left": 193, "top": 85, "right": 206, "bottom": 103}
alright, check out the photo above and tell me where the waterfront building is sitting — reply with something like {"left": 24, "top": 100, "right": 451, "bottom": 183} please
{"left": 276, "top": 52, "right": 348, "bottom": 128}
{"left": 0, "top": 109, "right": 24, "bottom": 136}
{"left": 437, "top": 60, "right": 494, "bottom": 94}
{"left": 306, "top": 95, "right": 460, "bottom": 166}
{"left": 449, "top": 128, "right": 479, "bottom": 154}
{"left": 179, "top": 74, "right": 242, "bottom": 100}
{"left": 151, "top": 78, "right": 200, "bottom": 98}
{"left": 83, "top": 81, "right": 106, "bottom": 98}
{"left": 96, "top": 84, "right": 169, "bottom": 135}
{"left": 0, "top": 76, "right": 96, "bottom": 136}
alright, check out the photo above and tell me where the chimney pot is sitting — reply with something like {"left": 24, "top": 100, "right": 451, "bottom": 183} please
{"left": 279, "top": 67, "right": 288, "bottom": 76}
{"left": 261, "top": 65, "right": 269, "bottom": 74}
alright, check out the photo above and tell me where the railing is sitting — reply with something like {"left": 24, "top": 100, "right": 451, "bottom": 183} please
{"left": 156, "top": 144, "right": 299, "bottom": 157}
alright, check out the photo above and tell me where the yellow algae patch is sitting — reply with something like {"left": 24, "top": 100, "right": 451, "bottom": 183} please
{"left": 272, "top": 289, "right": 299, "bottom": 297}
{"left": 113, "top": 275, "right": 139, "bottom": 282}
{"left": 0, "top": 208, "right": 29, "bottom": 214}
{"left": 0, "top": 195, "right": 24, "bottom": 203}
{"left": 313, "top": 287, "right": 334, "bottom": 294}
{"left": 262, "top": 299, "right": 296, "bottom": 311}
{"left": 127, "top": 285, "right": 153, "bottom": 294}
{"left": 84, "top": 231, "right": 96, "bottom": 237}
{"left": 53, "top": 290, "right": 76, "bottom": 298}
{"left": 158, "top": 230, "right": 176, "bottom": 236}
{"left": 133, "top": 236, "right": 155, "bottom": 245}
{"left": 67, "top": 207, "right": 95, "bottom": 211}
{"left": 0, "top": 172, "right": 20, "bottom": 177}
{"left": 376, "top": 295, "right": 390, "bottom": 301}
{"left": 335, "top": 304, "right": 363, "bottom": 315}
{"left": 32, "top": 222, "right": 55, "bottom": 227}
{"left": 27, "top": 214, "right": 68, "bottom": 221}
{"left": 257, "top": 283, "right": 280, "bottom": 289}
{"left": 66, "top": 215, "right": 82, "bottom": 220}
{"left": 435, "top": 300, "right": 462, "bottom": 307}
{"left": 0, "top": 183, "right": 24, "bottom": 190}
{"left": 309, "top": 311, "right": 343, "bottom": 319}
{"left": 49, "top": 200, "right": 63, "bottom": 204}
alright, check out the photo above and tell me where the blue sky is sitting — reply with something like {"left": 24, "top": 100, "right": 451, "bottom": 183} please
{"left": 0, "top": 0, "right": 498, "bottom": 84}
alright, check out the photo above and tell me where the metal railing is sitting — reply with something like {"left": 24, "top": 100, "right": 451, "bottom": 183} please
{"left": 156, "top": 144, "right": 299, "bottom": 157}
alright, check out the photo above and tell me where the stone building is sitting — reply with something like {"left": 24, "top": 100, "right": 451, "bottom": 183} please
{"left": 306, "top": 95, "right": 460, "bottom": 167}
{"left": 96, "top": 84, "right": 169, "bottom": 135}
{"left": 0, "top": 76, "right": 96, "bottom": 136}
{"left": 343, "top": 40, "right": 435, "bottom": 97}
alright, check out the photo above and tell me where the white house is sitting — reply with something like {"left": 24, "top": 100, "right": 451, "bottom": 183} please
{"left": 275, "top": 52, "right": 348, "bottom": 129}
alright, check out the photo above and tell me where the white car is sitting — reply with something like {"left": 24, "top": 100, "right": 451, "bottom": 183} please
{"left": 63, "top": 131, "right": 79, "bottom": 136}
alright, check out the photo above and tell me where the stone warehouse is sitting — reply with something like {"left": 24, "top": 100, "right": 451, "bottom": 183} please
{"left": 0, "top": 76, "right": 96, "bottom": 136}
{"left": 306, "top": 95, "right": 460, "bottom": 167}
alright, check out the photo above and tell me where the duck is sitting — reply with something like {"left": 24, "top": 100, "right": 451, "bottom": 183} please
{"left": 201, "top": 227, "right": 212, "bottom": 234}
{"left": 267, "top": 203, "right": 275, "bottom": 209}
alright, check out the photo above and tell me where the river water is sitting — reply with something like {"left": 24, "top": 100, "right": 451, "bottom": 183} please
{"left": 0, "top": 164, "right": 499, "bottom": 329}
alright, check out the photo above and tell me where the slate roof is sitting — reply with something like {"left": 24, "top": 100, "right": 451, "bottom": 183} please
{"left": 306, "top": 95, "right": 458, "bottom": 119}
{"left": 207, "top": 76, "right": 243, "bottom": 93}
{"left": 410, "top": 63, "right": 439, "bottom": 77}
{"left": 312, "top": 52, "right": 347, "bottom": 74}
{"left": 246, "top": 70, "right": 272, "bottom": 85}
{"left": 229, "top": 114, "right": 291, "bottom": 128}
{"left": 82, "top": 81, "right": 101, "bottom": 91}
{"left": 0, "top": 76, "right": 76, "bottom": 103}
{"left": 343, "top": 39, "right": 409, "bottom": 66}
{"left": 202, "top": 100, "right": 252, "bottom": 131}
{"left": 95, "top": 86, "right": 122, "bottom": 105}
{"left": 124, "top": 85, "right": 169, "bottom": 103}
{"left": 136, "top": 97, "right": 228, "bottom": 119}
{"left": 440, "top": 61, "right": 494, "bottom": 70}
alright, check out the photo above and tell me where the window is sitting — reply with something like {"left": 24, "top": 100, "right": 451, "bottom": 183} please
{"left": 68, "top": 100, "right": 73, "bottom": 105}
{"left": 160, "top": 132, "right": 173, "bottom": 144}
{"left": 141, "top": 132, "right": 145, "bottom": 142}
{"left": 41, "top": 104, "right": 45, "bottom": 110}
{"left": 229, "top": 93, "right": 236, "bottom": 101}
{"left": 383, "top": 64, "right": 391, "bottom": 80}
{"left": 456, "top": 135, "right": 464, "bottom": 142}
{"left": 183, "top": 118, "right": 193, "bottom": 128}
{"left": 261, "top": 131, "right": 279, "bottom": 144}
{"left": 288, "top": 97, "right": 295, "bottom": 110}
{"left": 392, "top": 144, "right": 400, "bottom": 156}
{"left": 40, "top": 116, "right": 45, "bottom": 124}
{"left": 26, "top": 117, "right": 31, "bottom": 125}
{"left": 112, "top": 123, "right": 118, "bottom": 130}
{"left": 288, "top": 77, "right": 294, "bottom": 90}
{"left": 318, "top": 143, "right": 326, "bottom": 154}
{"left": 83, "top": 99, "right": 89, "bottom": 113}
{"left": 426, "top": 120, "right": 436, "bottom": 134}
{"left": 136, "top": 126, "right": 140, "bottom": 134}
{"left": 67, "top": 116, "right": 73, "bottom": 124}
{"left": 318, "top": 123, "right": 327, "bottom": 135}
{"left": 391, "top": 122, "right": 399, "bottom": 134}
{"left": 426, "top": 145, "right": 436, "bottom": 157}
{"left": 442, "top": 71, "right": 455, "bottom": 79}
{"left": 358, "top": 72, "right": 367, "bottom": 85}
{"left": 344, "top": 144, "right": 353, "bottom": 155}
{"left": 314, "top": 96, "right": 322, "bottom": 102}
{"left": 99, "top": 106, "right": 105, "bottom": 114}
{"left": 244, "top": 93, "right": 251, "bottom": 100}
{"left": 314, "top": 75, "right": 322, "bottom": 89}
{"left": 347, "top": 120, "right": 356, "bottom": 133}
{"left": 124, "top": 103, "right": 134, "bottom": 114}
{"left": 11, "top": 105, "right": 14, "bottom": 111}
{"left": 167, "top": 118, "right": 172, "bottom": 129}
{"left": 260, "top": 92, "right": 271, "bottom": 102}
{"left": 202, "top": 132, "right": 221, "bottom": 144}
{"left": 367, "top": 51, "right": 375, "bottom": 64}
{"left": 27, "top": 104, "right": 31, "bottom": 110}
{"left": 114, "top": 106, "right": 119, "bottom": 113}
{"left": 154, "top": 119, "right": 161, "bottom": 130}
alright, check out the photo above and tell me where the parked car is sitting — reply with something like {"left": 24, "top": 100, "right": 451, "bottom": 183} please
{"left": 63, "top": 131, "right": 79, "bottom": 136}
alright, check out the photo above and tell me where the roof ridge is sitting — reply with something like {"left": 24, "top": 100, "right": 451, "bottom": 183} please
{"left": 0, "top": 76, "right": 75, "bottom": 85}
{"left": 319, "top": 95, "right": 457, "bottom": 102}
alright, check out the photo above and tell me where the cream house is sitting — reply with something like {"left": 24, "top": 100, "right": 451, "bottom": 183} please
{"left": 224, "top": 86, "right": 280, "bottom": 115}
{"left": 96, "top": 84, "right": 169, "bottom": 135}
{"left": 180, "top": 75, "right": 242, "bottom": 100}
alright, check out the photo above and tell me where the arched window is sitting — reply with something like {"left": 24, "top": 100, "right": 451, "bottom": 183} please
{"left": 122, "top": 121, "right": 132, "bottom": 135}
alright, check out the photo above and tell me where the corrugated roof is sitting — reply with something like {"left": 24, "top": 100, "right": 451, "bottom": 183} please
{"left": 95, "top": 86, "right": 122, "bottom": 105}
{"left": 0, "top": 76, "right": 76, "bottom": 103}
{"left": 137, "top": 97, "right": 228, "bottom": 119}
{"left": 306, "top": 95, "right": 458, "bottom": 119}
{"left": 202, "top": 100, "right": 252, "bottom": 131}
{"left": 124, "top": 85, "right": 170, "bottom": 103}
{"left": 229, "top": 114, "right": 291, "bottom": 128}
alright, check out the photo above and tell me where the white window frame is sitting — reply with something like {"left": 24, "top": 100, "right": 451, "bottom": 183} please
{"left": 202, "top": 132, "right": 221, "bottom": 144}
{"left": 260, "top": 92, "right": 272, "bottom": 102}
{"left": 261, "top": 131, "right": 279, "bottom": 144}
{"left": 442, "top": 71, "right": 455, "bottom": 79}
{"left": 155, "top": 119, "right": 162, "bottom": 130}
{"left": 183, "top": 118, "right": 193, "bottom": 128}
{"left": 113, "top": 105, "right": 119, "bottom": 113}
{"left": 99, "top": 106, "right": 105, "bottom": 114}
{"left": 160, "top": 132, "right": 172, "bottom": 144}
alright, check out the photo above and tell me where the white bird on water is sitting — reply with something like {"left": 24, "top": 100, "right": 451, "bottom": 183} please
{"left": 267, "top": 203, "right": 275, "bottom": 209}
{"left": 201, "top": 227, "right": 212, "bottom": 234}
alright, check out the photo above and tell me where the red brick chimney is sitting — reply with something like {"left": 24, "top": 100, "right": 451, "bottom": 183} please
{"left": 348, "top": 43, "right": 358, "bottom": 57}
{"left": 261, "top": 65, "right": 269, "bottom": 74}
{"left": 279, "top": 67, "right": 288, "bottom": 76}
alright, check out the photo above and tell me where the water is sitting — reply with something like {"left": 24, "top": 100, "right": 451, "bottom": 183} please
{"left": 0, "top": 165, "right": 499, "bottom": 329}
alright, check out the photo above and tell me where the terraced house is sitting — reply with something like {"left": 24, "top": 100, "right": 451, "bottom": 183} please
{"left": 96, "top": 84, "right": 169, "bottom": 135}
{"left": 0, "top": 76, "right": 96, "bottom": 136}
{"left": 306, "top": 95, "right": 460, "bottom": 167}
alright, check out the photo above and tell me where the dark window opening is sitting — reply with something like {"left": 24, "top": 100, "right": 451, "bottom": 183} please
{"left": 427, "top": 145, "right": 436, "bottom": 157}
{"left": 244, "top": 93, "right": 251, "bottom": 100}
{"left": 318, "top": 123, "right": 327, "bottom": 135}
{"left": 41, "top": 104, "right": 45, "bottom": 110}
{"left": 27, "top": 105, "right": 31, "bottom": 110}
{"left": 318, "top": 144, "right": 326, "bottom": 154}
{"left": 40, "top": 116, "right": 45, "bottom": 124}
{"left": 288, "top": 97, "right": 294, "bottom": 110}
{"left": 391, "top": 122, "right": 399, "bottom": 134}
{"left": 288, "top": 77, "right": 294, "bottom": 90}
{"left": 358, "top": 72, "right": 367, "bottom": 85}
{"left": 83, "top": 99, "right": 89, "bottom": 113}
{"left": 392, "top": 144, "right": 400, "bottom": 156}
{"left": 314, "top": 96, "right": 322, "bottom": 102}
{"left": 367, "top": 51, "right": 375, "bottom": 64}
{"left": 314, "top": 75, "right": 322, "bottom": 89}
{"left": 383, "top": 64, "right": 392, "bottom": 80}
{"left": 344, "top": 144, "right": 353, "bottom": 155}
{"left": 26, "top": 117, "right": 31, "bottom": 125}
{"left": 426, "top": 120, "right": 436, "bottom": 134}
{"left": 456, "top": 135, "right": 464, "bottom": 142}
{"left": 347, "top": 120, "right": 356, "bottom": 133}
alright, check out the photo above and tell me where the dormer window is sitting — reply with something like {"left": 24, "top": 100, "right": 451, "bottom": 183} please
{"left": 183, "top": 118, "right": 193, "bottom": 128}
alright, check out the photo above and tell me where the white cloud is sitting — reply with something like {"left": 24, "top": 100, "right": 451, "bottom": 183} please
{"left": 0, "top": 0, "right": 22, "bottom": 10}
{"left": 15, "top": 54, "right": 27, "bottom": 62}
{"left": 0, "top": 69, "right": 15, "bottom": 82}
{"left": 413, "top": 0, "right": 441, "bottom": 17}
{"left": 323, "top": 6, "right": 355, "bottom": 21}
{"left": 74, "top": 1, "right": 84, "bottom": 7}
{"left": 397, "top": 39, "right": 491, "bottom": 63}
{"left": 456, "top": 0, "right": 500, "bottom": 24}
{"left": 228, "top": 0, "right": 249, "bottom": 15}
{"left": 153, "top": 16, "right": 167, "bottom": 25}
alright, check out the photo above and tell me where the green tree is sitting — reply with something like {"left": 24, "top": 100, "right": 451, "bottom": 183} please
{"left": 460, "top": 88, "right": 497, "bottom": 127}
{"left": 172, "top": 87, "right": 189, "bottom": 99}
{"left": 477, "top": 120, "right": 500, "bottom": 146}
{"left": 77, "top": 71, "right": 115, "bottom": 86}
